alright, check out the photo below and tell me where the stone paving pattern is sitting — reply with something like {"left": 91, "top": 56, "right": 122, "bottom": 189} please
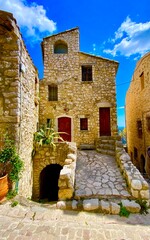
{"left": 75, "top": 151, "right": 131, "bottom": 200}
{"left": 0, "top": 201, "right": 150, "bottom": 240}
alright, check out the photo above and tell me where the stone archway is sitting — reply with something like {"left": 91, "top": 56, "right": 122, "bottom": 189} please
{"left": 40, "top": 164, "right": 63, "bottom": 201}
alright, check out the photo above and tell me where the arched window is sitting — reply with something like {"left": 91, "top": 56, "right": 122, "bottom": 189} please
{"left": 54, "top": 41, "right": 68, "bottom": 54}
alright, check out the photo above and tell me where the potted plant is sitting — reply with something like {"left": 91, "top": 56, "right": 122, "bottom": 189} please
{"left": 0, "top": 137, "right": 24, "bottom": 201}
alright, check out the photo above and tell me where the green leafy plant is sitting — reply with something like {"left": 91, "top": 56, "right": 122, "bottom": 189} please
{"left": 34, "top": 125, "right": 65, "bottom": 148}
{"left": 118, "top": 202, "right": 130, "bottom": 217}
{"left": 0, "top": 136, "right": 24, "bottom": 182}
{"left": 6, "top": 189, "right": 17, "bottom": 199}
{"left": 136, "top": 199, "right": 150, "bottom": 215}
{"left": 11, "top": 201, "right": 18, "bottom": 207}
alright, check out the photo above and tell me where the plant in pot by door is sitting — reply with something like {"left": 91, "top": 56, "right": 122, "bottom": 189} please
{"left": 0, "top": 137, "right": 24, "bottom": 201}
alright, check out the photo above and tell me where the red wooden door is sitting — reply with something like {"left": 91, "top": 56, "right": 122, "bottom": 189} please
{"left": 58, "top": 117, "right": 71, "bottom": 141}
{"left": 99, "top": 108, "right": 111, "bottom": 136}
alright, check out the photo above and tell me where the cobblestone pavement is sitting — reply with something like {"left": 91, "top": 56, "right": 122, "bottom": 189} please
{"left": 75, "top": 151, "right": 131, "bottom": 199}
{"left": 0, "top": 201, "right": 150, "bottom": 240}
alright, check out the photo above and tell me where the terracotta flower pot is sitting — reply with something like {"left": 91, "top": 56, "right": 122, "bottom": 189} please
{"left": 0, "top": 174, "right": 8, "bottom": 201}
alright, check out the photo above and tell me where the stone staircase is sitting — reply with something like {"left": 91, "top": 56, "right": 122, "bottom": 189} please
{"left": 96, "top": 136, "right": 117, "bottom": 156}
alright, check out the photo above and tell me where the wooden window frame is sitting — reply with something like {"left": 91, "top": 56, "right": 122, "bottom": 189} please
{"left": 80, "top": 118, "right": 88, "bottom": 130}
{"left": 82, "top": 65, "right": 92, "bottom": 82}
{"left": 48, "top": 85, "right": 58, "bottom": 101}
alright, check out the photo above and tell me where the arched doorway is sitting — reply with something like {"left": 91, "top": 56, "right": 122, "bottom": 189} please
{"left": 40, "top": 164, "right": 62, "bottom": 201}
{"left": 140, "top": 154, "right": 146, "bottom": 176}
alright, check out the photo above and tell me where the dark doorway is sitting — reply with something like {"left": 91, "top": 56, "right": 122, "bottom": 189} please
{"left": 40, "top": 164, "right": 62, "bottom": 201}
{"left": 140, "top": 155, "right": 146, "bottom": 175}
{"left": 99, "top": 108, "right": 111, "bottom": 136}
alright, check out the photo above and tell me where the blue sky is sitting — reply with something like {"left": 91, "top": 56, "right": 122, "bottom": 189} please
{"left": 1, "top": 0, "right": 150, "bottom": 127}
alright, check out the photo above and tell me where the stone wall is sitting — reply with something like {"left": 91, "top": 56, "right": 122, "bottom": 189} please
{"left": 126, "top": 52, "right": 150, "bottom": 174}
{"left": 116, "top": 141, "right": 149, "bottom": 200}
{"left": 32, "top": 142, "right": 77, "bottom": 200}
{"left": 40, "top": 28, "right": 118, "bottom": 147}
{"left": 0, "top": 10, "right": 39, "bottom": 197}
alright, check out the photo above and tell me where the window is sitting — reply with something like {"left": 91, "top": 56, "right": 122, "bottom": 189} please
{"left": 47, "top": 119, "right": 51, "bottom": 127}
{"left": 80, "top": 118, "right": 88, "bottom": 130}
{"left": 137, "top": 120, "right": 142, "bottom": 138}
{"left": 146, "top": 116, "right": 150, "bottom": 131}
{"left": 82, "top": 66, "right": 92, "bottom": 81}
{"left": 54, "top": 41, "right": 68, "bottom": 54}
{"left": 140, "top": 72, "right": 144, "bottom": 90}
{"left": 134, "top": 147, "right": 138, "bottom": 159}
{"left": 48, "top": 85, "right": 58, "bottom": 101}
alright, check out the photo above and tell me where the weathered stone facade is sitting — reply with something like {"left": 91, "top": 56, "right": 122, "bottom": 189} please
{"left": 40, "top": 28, "right": 119, "bottom": 147}
{"left": 126, "top": 52, "right": 150, "bottom": 176}
{"left": 0, "top": 10, "right": 39, "bottom": 197}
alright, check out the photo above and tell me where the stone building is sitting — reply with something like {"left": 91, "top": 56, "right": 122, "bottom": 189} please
{"left": 126, "top": 52, "right": 150, "bottom": 176}
{"left": 0, "top": 10, "right": 39, "bottom": 197}
{"left": 40, "top": 28, "right": 119, "bottom": 147}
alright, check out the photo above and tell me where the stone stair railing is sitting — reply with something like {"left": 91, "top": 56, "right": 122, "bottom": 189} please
{"left": 116, "top": 140, "right": 149, "bottom": 201}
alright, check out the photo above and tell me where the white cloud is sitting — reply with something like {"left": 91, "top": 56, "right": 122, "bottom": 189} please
{"left": 0, "top": 0, "right": 56, "bottom": 41}
{"left": 104, "top": 17, "right": 150, "bottom": 57}
{"left": 117, "top": 106, "right": 125, "bottom": 109}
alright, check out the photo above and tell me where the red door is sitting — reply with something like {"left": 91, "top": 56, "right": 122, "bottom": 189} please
{"left": 99, "top": 108, "right": 111, "bottom": 136}
{"left": 58, "top": 117, "right": 71, "bottom": 141}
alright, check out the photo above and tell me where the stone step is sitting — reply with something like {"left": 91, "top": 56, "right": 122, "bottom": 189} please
{"left": 99, "top": 136, "right": 114, "bottom": 140}
{"left": 100, "top": 139, "right": 115, "bottom": 145}
{"left": 97, "top": 148, "right": 115, "bottom": 156}
{"left": 80, "top": 144, "right": 95, "bottom": 150}
{"left": 14, "top": 196, "right": 143, "bottom": 215}
{"left": 56, "top": 198, "right": 142, "bottom": 215}
{"left": 99, "top": 144, "right": 115, "bottom": 151}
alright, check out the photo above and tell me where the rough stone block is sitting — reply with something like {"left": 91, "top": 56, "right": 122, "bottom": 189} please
{"left": 121, "top": 200, "right": 141, "bottom": 213}
{"left": 110, "top": 202, "right": 120, "bottom": 215}
{"left": 67, "top": 153, "right": 77, "bottom": 161}
{"left": 100, "top": 200, "right": 110, "bottom": 213}
{"left": 140, "top": 190, "right": 150, "bottom": 199}
{"left": 142, "top": 180, "right": 149, "bottom": 190}
{"left": 72, "top": 200, "right": 78, "bottom": 210}
{"left": 120, "top": 153, "right": 131, "bottom": 161}
{"left": 60, "top": 167, "right": 71, "bottom": 179}
{"left": 56, "top": 201, "right": 66, "bottom": 210}
{"left": 58, "top": 189, "right": 73, "bottom": 200}
{"left": 131, "top": 189, "right": 139, "bottom": 198}
{"left": 64, "top": 158, "right": 73, "bottom": 165}
{"left": 83, "top": 199, "right": 99, "bottom": 211}
{"left": 131, "top": 179, "right": 142, "bottom": 190}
